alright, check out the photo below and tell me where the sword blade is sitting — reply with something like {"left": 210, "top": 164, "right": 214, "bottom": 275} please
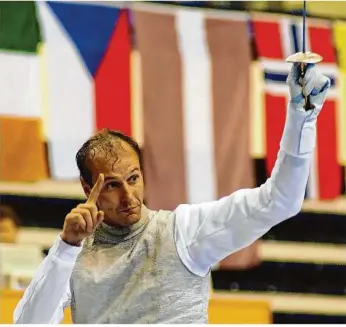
{"left": 302, "top": 0, "right": 307, "bottom": 53}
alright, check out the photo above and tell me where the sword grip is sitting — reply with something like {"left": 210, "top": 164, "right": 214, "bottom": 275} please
{"left": 299, "top": 63, "right": 315, "bottom": 111}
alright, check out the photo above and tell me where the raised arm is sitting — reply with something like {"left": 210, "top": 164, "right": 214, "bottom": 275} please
{"left": 174, "top": 64, "right": 330, "bottom": 277}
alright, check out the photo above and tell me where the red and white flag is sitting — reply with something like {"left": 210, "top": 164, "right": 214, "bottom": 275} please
{"left": 251, "top": 13, "right": 342, "bottom": 200}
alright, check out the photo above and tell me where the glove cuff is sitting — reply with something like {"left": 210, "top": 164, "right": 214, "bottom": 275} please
{"left": 280, "top": 102, "right": 317, "bottom": 157}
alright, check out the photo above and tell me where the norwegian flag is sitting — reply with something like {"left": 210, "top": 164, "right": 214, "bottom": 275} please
{"left": 250, "top": 14, "right": 342, "bottom": 200}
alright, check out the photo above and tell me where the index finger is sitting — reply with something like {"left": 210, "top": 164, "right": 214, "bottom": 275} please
{"left": 87, "top": 173, "right": 104, "bottom": 204}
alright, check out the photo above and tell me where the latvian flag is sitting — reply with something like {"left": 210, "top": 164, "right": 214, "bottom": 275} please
{"left": 250, "top": 13, "right": 342, "bottom": 200}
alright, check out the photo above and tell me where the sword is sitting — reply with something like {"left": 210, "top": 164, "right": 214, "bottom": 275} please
{"left": 286, "top": 0, "right": 323, "bottom": 110}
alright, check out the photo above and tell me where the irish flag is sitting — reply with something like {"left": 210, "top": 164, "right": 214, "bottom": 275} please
{"left": 0, "top": 2, "right": 47, "bottom": 182}
{"left": 37, "top": 1, "right": 138, "bottom": 180}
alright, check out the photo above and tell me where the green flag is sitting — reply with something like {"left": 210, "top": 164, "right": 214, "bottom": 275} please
{"left": 0, "top": 1, "right": 41, "bottom": 53}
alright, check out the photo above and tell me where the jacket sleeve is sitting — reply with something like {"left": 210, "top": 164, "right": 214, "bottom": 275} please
{"left": 174, "top": 102, "right": 314, "bottom": 277}
{"left": 14, "top": 235, "right": 82, "bottom": 324}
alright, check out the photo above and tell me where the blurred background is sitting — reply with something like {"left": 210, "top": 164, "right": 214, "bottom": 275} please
{"left": 0, "top": 0, "right": 346, "bottom": 324}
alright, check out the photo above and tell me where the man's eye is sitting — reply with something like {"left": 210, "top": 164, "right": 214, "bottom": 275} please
{"left": 106, "top": 182, "right": 120, "bottom": 189}
{"left": 128, "top": 175, "right": 139, "bottom": 183}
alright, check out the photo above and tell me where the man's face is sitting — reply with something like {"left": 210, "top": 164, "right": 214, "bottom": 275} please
{"left": 0, "top": 217, "right": 18, "bottom": 243}
{"left": 85, "top": 141, "right": 144, "bottom": 227}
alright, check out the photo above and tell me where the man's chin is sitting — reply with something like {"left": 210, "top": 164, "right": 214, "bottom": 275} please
{"left": 125, "top": 214, "right": 141, "bottom": 226}
{"left": 116, "top": 206, "right": 140, "bottom": 223}
{"left": 123, "top": 212, "right": 141, "bottom": 225}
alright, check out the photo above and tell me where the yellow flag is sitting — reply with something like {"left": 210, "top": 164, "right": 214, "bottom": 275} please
{"left": 334, "top": 22, "right": 346, "bottom": 73}
{"left": 334, "top": 22, "right": 346, "bottom": 165}
{"left": 250, "top": 61, "right": 266, "bottom": 159}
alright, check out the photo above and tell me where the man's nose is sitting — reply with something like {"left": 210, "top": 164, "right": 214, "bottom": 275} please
{"left": 120, "top": 184, "right": 133, "bottom": 205}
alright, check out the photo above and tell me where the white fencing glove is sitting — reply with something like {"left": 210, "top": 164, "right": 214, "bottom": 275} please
{"left": 287, "top": 63, "right": 331, "bottom": 116}
{"left": 281, "top": 63, "right": 331, "bottom": 157}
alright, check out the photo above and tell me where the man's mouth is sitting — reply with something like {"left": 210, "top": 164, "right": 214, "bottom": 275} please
{"left": 119, "top": 206, "right": 138, "bottom": 213}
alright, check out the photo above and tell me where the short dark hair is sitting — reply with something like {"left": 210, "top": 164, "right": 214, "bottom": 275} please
{"left": 76, "top": 129, "right": 142, "bottom": 186}
{"left": 0, "top": 205, "right": 21, "bottom": 227}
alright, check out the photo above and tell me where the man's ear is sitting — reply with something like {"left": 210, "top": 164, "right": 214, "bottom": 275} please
{"left": 80, "top": 177, "right": 91, "bottom": 198}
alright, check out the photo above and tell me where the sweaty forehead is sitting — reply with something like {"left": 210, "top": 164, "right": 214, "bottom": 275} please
{"left": 89, "top": 140, "right": 140, "bottom": 178}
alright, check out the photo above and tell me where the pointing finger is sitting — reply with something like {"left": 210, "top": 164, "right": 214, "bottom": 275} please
{"left": 87, "top": 173, "right": 104, "bottom": 204}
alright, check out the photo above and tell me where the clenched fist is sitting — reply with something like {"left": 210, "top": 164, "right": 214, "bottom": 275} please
{"left": 287, "top": 63, "right": 331, "bottom": 115}
{"left": 61, "top": 174, "right": 104, "bottom": 246}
